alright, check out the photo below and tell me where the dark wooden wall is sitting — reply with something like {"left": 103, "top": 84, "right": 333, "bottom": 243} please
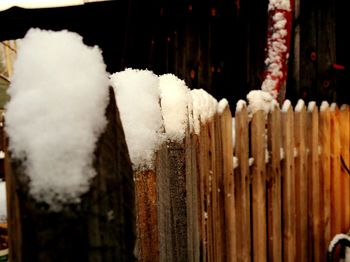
{"left": 0, "top": 0, "right": 349, "bottom": 107}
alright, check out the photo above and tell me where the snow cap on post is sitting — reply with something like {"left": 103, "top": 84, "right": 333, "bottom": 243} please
{"left": 159, "top": 74, "right": 191, "bottom": 142}
{"left": 247, "top": 90, "right": 278, "bottom": 118}
{"left": 5, "top": 28, "right": 110, "bottom": 210}
{"left": 110, "top": 68, "right": 164, "bottom": 171}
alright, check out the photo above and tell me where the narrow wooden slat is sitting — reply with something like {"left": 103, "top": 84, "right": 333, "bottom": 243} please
{"left": 214, "top": 113, "right": 225, "bottom": 262}
{"left": 199, "top": 123, "right": 210, "bottom": 260}
{"left": 282, "top": 105, "right": 296, "bottom": 262}
{"left": 135, "top": 170, "right": 159, "bottom": 262}
{"left": 319, "top": 105, "right": 331, "bottom": 252}
{"left": 208, "top": 119, "right": 217, "bottom": 262}
{"left": 220, "top": 106, "right": 237, "bottom": 262}
{"left": 267, "top": 106, "right": 282, "bottom": 262}
{"left": 330, "top": 107, "right": 341, "bottom": 237}
{"left": 340, "top": 105, "right": 350, "bottom": 232}
{"left": 235, "top": 104, "right": 251, "bottom": 262}
{"left": 307, "top": 104, "right": 321, "bottom": 261}
{"left": 251, "top": 110, "right": 267, "bottom": 262}
{"left": 294, "top": 103, "right": 308, "bottom": 262}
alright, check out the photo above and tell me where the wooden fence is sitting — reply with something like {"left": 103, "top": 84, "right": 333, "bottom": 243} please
{"left": 135, "top": 101, "right": 350, "bottom": 262}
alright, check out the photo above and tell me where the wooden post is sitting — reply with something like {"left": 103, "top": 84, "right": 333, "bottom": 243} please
{"left": 319, "top": 104, "right": 331, "bottom": 252}
{"left": 219, "top": 106, "right": 237, "bottom": 262}
{"left": 235, "top": 104, "right": 251, "bottom": 262}
{"left": 340, "top": 105, "right": 350, "bottom": 232}
{"left": 267, "top": 106, "right": 282, "bottom": 262}
{"left": 251, "top": 110, "right": 267, "bottom": 262}
{"left": 294, "top": 104, "right": 308, "bottom": 262}
{"left": 5, "top": 88, "right": 136, "bottom": 261}
{"left": 330, "top": 106, "right": 341, "bottom": 237}
{"left": 281, "top": 105, "right": 296, "bottom": 262}
{"left": 307, "top": 104, "right": 321, "bottom": 261}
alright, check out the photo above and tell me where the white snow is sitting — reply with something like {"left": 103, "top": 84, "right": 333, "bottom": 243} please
{"left": 295, "top": 99, "right": 305, "bottom": 112}
{"left": 280, "top": 147, "right": 285, "bottom": 160}
{"left": 330, "top": 102, "right": 337, "bottom": 111}
{"left": 233, "top": 156, "right": 238, "bottom": 169}
{"left": 236, "top": 100, "right": 246, "bottom": 112}
{"left": 307, "top": 101, "right": 316, "bottom": 112}
{"left": 217, "top": 98, "right": 229, "bottom": 114}
{"left": 281, "top": 99, "right": 291, "bottom": 112}
{"left": 320, "top": 101, "right": 329, "bottom": 112}
{"left": 249, "top": 157, "right": 254, "bottom": 166}
{"left": 5, "top": 28, "right": 109, "bottom": 209}
{"left": 232, "top": 117, "right": 236, "bottom": 151}
{"left": 0, "top": 151, "right": 4, "bottom": 159}
{"left": 328, "top": 233, "right": 350, "bottom": 252}
{"left": 110, "top": 68, "right": 164, "bottom": 171}
{"left": 159, "top": 74, "right": 191, "bottom": 142}
{"left": 0, "top": 181, "right": 6, "bottom": 223}
{"left": 268, "top": 0, "right": 291, "bottom": 11}
{"left": 191, "top": 89, "right": 218, "bottom": 134}
{"left": 247, "top": 90, "right": 278, "bottom": 117}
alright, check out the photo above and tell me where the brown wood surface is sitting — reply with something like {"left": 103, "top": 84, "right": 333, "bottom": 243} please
{"left": 267, "top": 106, "right": 282, "bottom": 262}
{"left": 234, "top": 104, "right": 251, "bottom": 262}
{"left": 6, "top": 88, "right": 136, "bottom": 262}
{"left": 319, "top": 105, "right": 331, "bottom": 252}
{"left": 220, "top": 106, "right": 237, "bottom": 262}
{"left": 294, "top": 104, "right": 308, "bottom": 262}
{"left": 340, "top": 106, "right": 350, "bottom": 233}
{"left": 330, "top": 107, "right": 342, "bottom": 237}
{"left": 307, "top": 104, "right": 322, "bottom": 261}
{"left": 251, "top": 110, "right": 267, "bottom": 262}
{"left": 281, "top": 105, "right": 296, "bottom": 262}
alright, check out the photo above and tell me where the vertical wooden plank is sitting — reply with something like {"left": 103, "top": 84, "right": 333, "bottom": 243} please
{"left": 251, "top": 110, "right": 267, "bottom": 262}
{"left": 330, "top": 106, "right": 341, "bottom": 237}
{"left": 220, "top": 106, "right": 237, "bottom": 262}
{"left": 198, "top": 123, "right": 210, "bottom": 261}
{"left": 187, "top": 132, "right": 200, "bottom": 262}
{"left": 319, "top": 102, "right": 331, "bottom": 253}
{"left": 294, "top": 101, "right": 308, "bottom": 262}
{"left": 235, "top": 103, "right": 251, "bottom": 262}
{"left": 208, "top": 119, "right": 217, "bottom": 262}
{"left": 307, "top": 102, "right": 321, "bottom": 261}
{"left": 281, "top": 104, "right": 296, "bottom": 262}
{"left": 214, "top": 113, "right": 225, "bottom": 262}
{"left": 267, "top": 106, "right": 282, "bottom": 262}
{"left": 340, "top": 105, "right": 350, "bottom": 232}
{"left": 135, "top": 170, "right": 159, "bottom": 262}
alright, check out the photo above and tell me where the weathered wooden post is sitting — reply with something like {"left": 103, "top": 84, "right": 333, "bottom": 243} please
{"left": 4, "top": 29, "right": 136, "bottom": 261}
{"left": 5, "top": 88, "right": 136, "bottom": 261}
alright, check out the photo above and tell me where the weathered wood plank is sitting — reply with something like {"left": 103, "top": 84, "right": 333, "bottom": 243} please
{"left": 319, "top": 104, "right": 331, "bottom": 252}
{"left": 251, "top": 110, "right": 267, "bottom": 262}
{"left": 294, "top": 103, "right": 308, "bottom": 262}
{"left": 267, "top": 106, "right": 282, "bottom": 262}
{"left": 235, "top": 104, "right": 251, "bottom": 262}
{"left": 281, "top": 105, "right": 296, "bottom": 262}
{"left": 340, "top": 105, "right": 350, "bottom": 232}
{"left": 330, "top": 106, "right": 342, "bottom": 237}
{"left": 6, "top": 88, "right": 136, "bottom": 262}
{"left": 307, "top": 103, "right": 321, "bottom": 261}
{"left": 220, "top": 106, "right": 237, "bottom": 262}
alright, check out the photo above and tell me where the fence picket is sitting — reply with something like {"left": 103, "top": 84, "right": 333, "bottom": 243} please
{"left": 219, "top": 106, "right": 237, "bottom": 262}
{"left": 235, "top": 104, "right": 251, "bottom": 262}
{"left": 267, "top": 106, "right": 282, "bottom": 262}
{"left": 340, "top": 105, "right": 350, "bottom": 233}
{"left": 281, "top": 105, "right": 296, "bottom": 262}
{"left": 330, "top": 106, "right": 342, "bottom": 237}
{"left": 251, "top": 110, "right": 267, "bottom": 262}
{"left": 319, "top": 104, "right": 331, "bottom": 252}
{"left": 307, "top": 104, "right": 322, "bottom": 261}
{"left": 294, "top": 104, "right": 308, "bottom": 262}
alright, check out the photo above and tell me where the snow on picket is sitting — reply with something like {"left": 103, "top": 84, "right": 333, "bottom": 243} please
{"left": 5, "top": 28, "right": 110, "bottom": 210}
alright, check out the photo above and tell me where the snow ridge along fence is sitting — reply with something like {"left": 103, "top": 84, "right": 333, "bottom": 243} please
{"left": 135, "top": 101, "right": 350, "bottom": 262}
